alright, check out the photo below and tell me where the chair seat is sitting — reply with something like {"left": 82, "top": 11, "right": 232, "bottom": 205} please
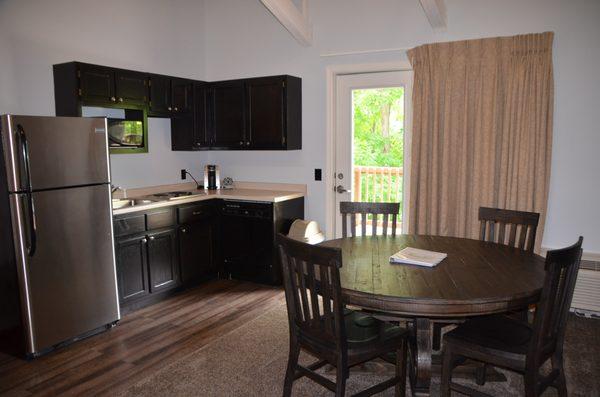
{"left": 345, "top": 311, "right": 407, "bottom": 365}
{"left": 444, "top": 314, "right": 532, "bottom": 367}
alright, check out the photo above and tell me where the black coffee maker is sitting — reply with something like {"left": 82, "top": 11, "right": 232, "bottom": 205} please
{"left": 203, "top": 165, "right": 220, "bottom": 190}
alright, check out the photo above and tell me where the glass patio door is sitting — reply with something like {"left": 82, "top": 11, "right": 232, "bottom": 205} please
{"left": 334, "top": 71, "right": 412, "bottom": 237}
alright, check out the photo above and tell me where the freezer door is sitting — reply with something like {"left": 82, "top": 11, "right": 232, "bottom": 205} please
{"left": 9, "top": 184, "right": 119, "bottom": 355}
{"left": 1, "top": 115, "right": 110, "bottom": 192}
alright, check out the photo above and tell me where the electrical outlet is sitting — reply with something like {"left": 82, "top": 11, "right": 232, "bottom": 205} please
{"left": 181, "top": 169, "right": 187, "bottom": 180}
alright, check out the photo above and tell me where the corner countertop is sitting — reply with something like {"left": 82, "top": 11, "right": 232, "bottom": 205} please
{"left": 112, "top": 182, "right": 306, "bottom": 216}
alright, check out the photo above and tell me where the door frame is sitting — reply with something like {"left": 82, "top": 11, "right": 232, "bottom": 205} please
{"left": 325, "top": 61, "right": 413, "bottom": 239}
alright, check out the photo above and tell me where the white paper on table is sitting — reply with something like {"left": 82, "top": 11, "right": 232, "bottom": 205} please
{"left": 389, "top": 247, "right": 447, "bottom": 267}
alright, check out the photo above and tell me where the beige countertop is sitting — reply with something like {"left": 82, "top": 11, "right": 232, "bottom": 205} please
{"left": 112, "top": 182, "right": 305, "bottom": 216}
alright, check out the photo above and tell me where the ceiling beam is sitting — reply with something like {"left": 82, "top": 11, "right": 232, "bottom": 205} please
{"left": 260, "top": 0, "right": 313, "bottom": 46}
{"left": 418, "top": 0, "right": 447, "bottom": 31}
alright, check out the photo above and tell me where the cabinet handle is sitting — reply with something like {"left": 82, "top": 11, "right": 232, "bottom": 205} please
{"left": 141, "top": 238, "right": 147, "bottom": 244}
{"left": 192, "top": 211, "right": 202, "bottom": 216}
{"left": 149, "top": 236, "right": 155, "bottom": 241}
{"left": 118, "top": 97, "right": 124, "bottom": 102}
{"left": 110, "top": 96, "right": 116, "bottom": 102}
{"left": 168, "top": 106, "right": 172, "bottom": 111}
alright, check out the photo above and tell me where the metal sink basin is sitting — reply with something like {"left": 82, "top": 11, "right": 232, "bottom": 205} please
{"left": 112, "top": 198, "right": 156, "bottom": 209}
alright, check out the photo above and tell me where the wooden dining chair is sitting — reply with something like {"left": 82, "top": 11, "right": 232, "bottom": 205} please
{"left": 440, "top": 237, "right": 583, "bottom": 397}
{"left": 277, "top": 233, "right": 409, "bottom": 397}
{"left": 479, "top": 207, "right": 540, "bottom": 252}
{"left": 339, "top": 202, "right": 400, "bottom": 238}
{"left": 432, "top": 207, "right": 542, "bottom": 352}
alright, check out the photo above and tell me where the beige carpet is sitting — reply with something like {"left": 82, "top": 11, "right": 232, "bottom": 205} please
{"left": 120, "top": 303, "right": 599, "bottom": 396}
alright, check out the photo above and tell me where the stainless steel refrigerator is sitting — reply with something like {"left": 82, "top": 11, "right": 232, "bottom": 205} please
{"left": 0, "top": 115, "right": 120, "bottom": 358}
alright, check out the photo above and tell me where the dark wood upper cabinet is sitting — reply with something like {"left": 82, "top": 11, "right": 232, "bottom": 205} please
{"left": 115, "top": 70, "right": 148, "bottom": 105}
{"left": 115, "top": 234, "right": 149, "bottom": 304}
{"left": 79, "top": 64, "right": 115, "bottom": 103}
{"left": 171, "top": 79, "right": 193, "bottom": 114}
{"left": 147, "top": 228, "right": 179, "bottom": 293}
{"left": 171, "top": 115, "right": 195, "bottom": 151}
{"left": 193, "top": 83, "right": 211, "bottom": 148}
{"left": 149, "top": 75, "right": 172, "bottom": 114}
{"left": 211, "top": 80, "right": 246, "bottom": 149}
{"left": 246, "top": 76, "right": 286, "bottom": 149}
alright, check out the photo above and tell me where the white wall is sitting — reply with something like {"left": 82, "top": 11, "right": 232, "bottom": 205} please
{"left": 0, "top": 0, "right": 209, "bottom": 188}
{"left": 1, "top": 0, "right": 599, "bottom": 252}
{"left": 203, "top": 0, "right": 600, "bottom": 253}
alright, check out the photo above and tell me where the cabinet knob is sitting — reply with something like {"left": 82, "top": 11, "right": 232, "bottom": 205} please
{"left": 110, "top": 96, "right": 116, "bottom": 102}
{"left": 149, "top": 236, "right": 155, "bottom": 241}
{"left": 239, "top": 141, "right": 244, "bottom": 145}
{"left": 246, "top": 141, "right": 250, "bottom": 146}
{"left": 174, "top": 107, "right": 178, "bottom": 111}
{"left": 181, "top": 228, "right": 187, "bottom": 233}
{"left": 118, "top": 97, "right": 124, "bottom": 102}
{"left": 141, "top": 238, "right": 147, "bottom": 244}
{"left": 168, "top": 106, "right": 172, "bottom": 111}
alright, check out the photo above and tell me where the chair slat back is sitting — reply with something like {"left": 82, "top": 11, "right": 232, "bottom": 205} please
{"left": 340, "top": 202, "right": 400, "bottom": 238}
{"left": 529, "top": 237, "right": 583, "bottom": 364}
{"left": 478, "top": 207, "right": 540, "bottom": 252}
{"left": 277, "top": 234, "right": 347, "bottom": 351}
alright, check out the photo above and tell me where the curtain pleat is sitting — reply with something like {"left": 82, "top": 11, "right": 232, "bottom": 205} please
{"left": 407, "top": 32, "right": 554, "bottom": 252}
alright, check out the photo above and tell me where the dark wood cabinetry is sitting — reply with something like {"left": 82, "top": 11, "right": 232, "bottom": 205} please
{"left": 54, "top": 62, "right": 301, "bottom": 152}
{"left": 178, "top": 202, "right": 215, "bottom": 284}
{"left": 211, "top": 80, "right": 246, "bottom": 149}
{"left": 115, "top": 234, "right": 149, "bottom": 304}
{"left": 147, "top": 228, "right": 179, "bottom": 292}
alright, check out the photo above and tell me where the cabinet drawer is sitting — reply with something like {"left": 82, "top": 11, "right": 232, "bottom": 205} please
{"left": 146, "top": 208, "right": 176, "bottom": 230}
{"left": 114, "top": 214, "right": 145, "bottom": 237}
{"left": 178, "top": 203, "right": 212, "bottom": 224}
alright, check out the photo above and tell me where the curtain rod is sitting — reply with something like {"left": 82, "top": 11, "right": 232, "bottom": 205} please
{"left": 319, "top": 47, "right": 411, "bottom": 58}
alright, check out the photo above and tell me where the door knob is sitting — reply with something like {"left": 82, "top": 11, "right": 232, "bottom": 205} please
{"left": 336, "top": 185, "right": 351, "bottom": 194}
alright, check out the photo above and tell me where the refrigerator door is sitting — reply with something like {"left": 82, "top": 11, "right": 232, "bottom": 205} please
{"left": 9, "top": 184, "right": 119, "bottom": 355}
{"left": 1, "top": 115, "right": 110, "bottom": 193}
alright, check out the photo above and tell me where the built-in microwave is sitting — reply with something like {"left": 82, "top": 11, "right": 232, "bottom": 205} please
{"left": 81, "top": 106, "right": 146, "bottom": 152}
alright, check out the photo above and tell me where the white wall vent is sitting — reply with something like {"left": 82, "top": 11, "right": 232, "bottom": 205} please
{"left": 571, "top": 267, "right": 600, "bottom": 317}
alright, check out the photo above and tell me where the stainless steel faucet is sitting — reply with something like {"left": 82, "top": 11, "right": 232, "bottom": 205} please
{"left": 111, "top": 185, "right": 122, "bottom": 194}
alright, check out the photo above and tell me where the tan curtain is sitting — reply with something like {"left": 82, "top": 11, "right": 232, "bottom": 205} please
{"left": 406, "top": 32, "right": 554, "bottom": 252}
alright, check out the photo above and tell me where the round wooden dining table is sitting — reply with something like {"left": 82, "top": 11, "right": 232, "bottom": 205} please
{"left": 319, "top": 234, "right": 546, "bottom": 397}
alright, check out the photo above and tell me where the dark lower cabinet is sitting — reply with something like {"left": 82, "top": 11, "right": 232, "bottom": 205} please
{"left": 179, "top": 221, "right": 213, "bottom": 284}
{"left": 116, "top": 234, "right": 150, "bottom": 304}
{"left": 147, "top": 228, "right": 179, "bottom": 293}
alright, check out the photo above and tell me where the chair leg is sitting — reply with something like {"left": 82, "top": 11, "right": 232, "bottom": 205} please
{"left": 552, "top": 354, "right": 568, "bottom": 397}
{"left": 335, "top": 362, "right": 347, "bottom": 397}
{"left": 395, "top": 338, "right": 407, "bottom": 397}
{"left": 283, "top": 342, "right": 300, "bottom": 397}
{"left": 475, "top": 363, "right": 487, "bottom": 385}
{"left": 432, "top": 323, "right": 442, "bottom": 351}
{"left": 440, "top": 345, "right": 455, "bottom": 397}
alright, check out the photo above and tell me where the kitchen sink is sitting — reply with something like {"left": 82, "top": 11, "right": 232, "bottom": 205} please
{"left": 112, "top": 198, "right": 156, "bottom": 209}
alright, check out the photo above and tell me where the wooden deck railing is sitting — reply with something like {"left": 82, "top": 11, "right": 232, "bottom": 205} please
{"left": 352, "top": 166, "right": 404, "bottom": 226}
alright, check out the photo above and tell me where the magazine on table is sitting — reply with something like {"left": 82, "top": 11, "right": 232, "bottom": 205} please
{"left": 389, "top": 247, "right": 447, "bottom": 267}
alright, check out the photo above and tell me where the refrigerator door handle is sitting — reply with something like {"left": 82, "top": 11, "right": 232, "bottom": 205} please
{"left": 17, "top": 124, "right": 37, "bottom": 256}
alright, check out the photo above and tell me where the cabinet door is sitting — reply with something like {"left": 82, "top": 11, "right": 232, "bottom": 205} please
{"left": 115, "top": 235, "right": 149, "bottom": 304}
{"left": 211, "top": 81, "right": 246, "bottom": 148}
{"left": 193, "top": 83, "right": 211, "bottom": 148}
{"left": 171, "top": 115, "right": 195, "bottom": 151}
{"left": 79, "top": 64, "right": 115, "bottom": 102}
{"left": 171, "top": 79, "right": 193, "bottom": 114}
{"left": 147, "top": 228, "right": 180, "bottom": 293}
{"left": 115, "top": 70, "right": 148, "bottom": 105}
{"left": 179, "top": 221, "right": 213, "bottom": 284}
{"left": 246, "top": 77, "right": 285, "bottom": 149}
{"left": 149, "top": 75, "right": 172, "bottom": 115}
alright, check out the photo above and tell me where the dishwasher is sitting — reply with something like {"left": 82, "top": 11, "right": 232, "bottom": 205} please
{"left": 218, "top": 198, "right": 304, "bottom": 285}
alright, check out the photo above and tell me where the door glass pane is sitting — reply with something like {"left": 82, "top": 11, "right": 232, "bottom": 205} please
{"left": 352, "top": 87, "right": 404, "bottom": 232}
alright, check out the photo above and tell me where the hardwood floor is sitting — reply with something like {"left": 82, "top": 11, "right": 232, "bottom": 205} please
{"left": 0, "top": 280, "right": 285, "bottom": 396}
